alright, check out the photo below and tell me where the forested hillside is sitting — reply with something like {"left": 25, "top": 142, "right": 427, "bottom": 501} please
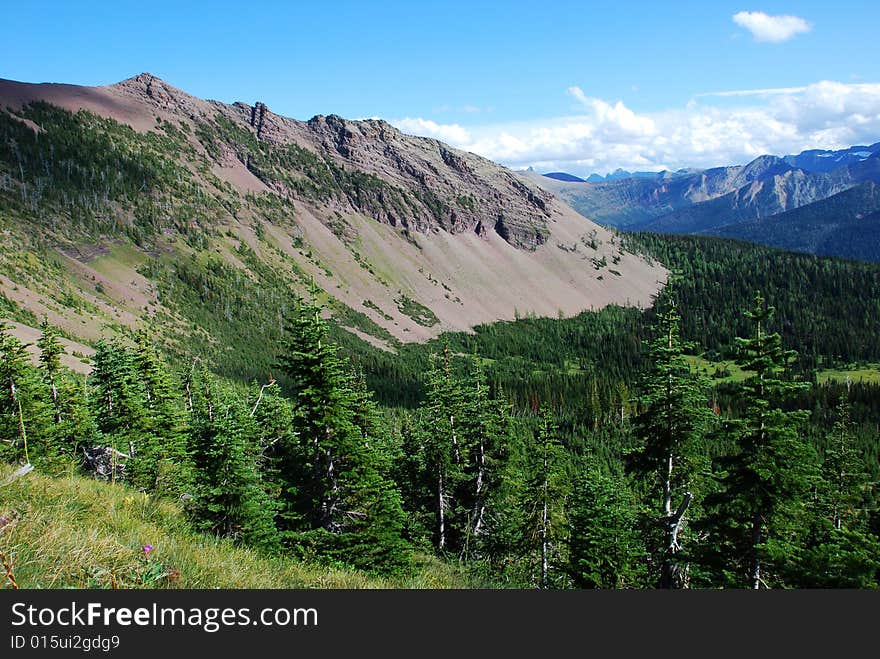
{"left": 2, "top": 270, "right": 879, "bottom": 588}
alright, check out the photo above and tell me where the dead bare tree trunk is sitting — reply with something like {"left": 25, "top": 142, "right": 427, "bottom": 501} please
{"left": 438, "top": 468, "right": 447, "bottom": 550}
{"left": 49, "top": 380, "right": 62, "bottom": 425}
{"left": 750, "top": 512, "right": 763, "bottom": 590}
{"left": 661, "top": 491, "right": 693, "bottom": 588}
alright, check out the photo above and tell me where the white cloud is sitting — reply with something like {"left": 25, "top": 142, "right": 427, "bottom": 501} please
{"left": 389, "top": 81, "right": 880, "bottom": 176}
{"left": 695, "top": 86, "right": 808, "bottom": 98}
{"left": 732, "top": 11, "right": 811, "bottom": 43}
{"left": 393, "top": 117, "right": 471, "bottom": 145}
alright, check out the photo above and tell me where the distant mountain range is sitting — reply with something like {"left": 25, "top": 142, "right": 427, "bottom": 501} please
{"left": 532, "top": 141, "right": 880, "bottom": 262}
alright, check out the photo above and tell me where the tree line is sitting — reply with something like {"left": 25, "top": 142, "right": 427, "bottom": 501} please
{"left": 2, "top": 286, "right": 878, "bottom": 587}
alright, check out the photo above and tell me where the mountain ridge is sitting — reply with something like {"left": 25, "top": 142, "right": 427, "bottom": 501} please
{"left": 0, "top": 73, "right": 664, "bottom": 372}
{"left": 527, "top": 141, "right": 880, "bottom": 261}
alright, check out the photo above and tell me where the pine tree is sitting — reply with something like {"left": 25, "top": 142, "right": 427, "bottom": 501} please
{"left": 36, "top": 321, "right": 97, "bottom": 460}
{"left": 91, "top": 339, "right": 145, "bottom": 446}
{"left": 459, "top": 357, "right": 512, "bottom": 562}
{"left": 37, "top": 319, "right": 64, "bottom": 426}
{"left": 520, "top": 405, "right": 569, "bottom": 588}
{"left": 790, "top": 401, "right": 880, "bottom": 587}
{"left": 395, "top": 408, "right": 435, "bottom": 548}
{"left": 419, "top": 347, "right": 467, "bottom": 553}
{"left": 128, "top": 332, "right": 190, "bottom": 494}
{"left": 820, "top": 402, "right": 872, "bottom": 531}
{"left": 567, "top": 460, "right": 648, "bottom": 589}
{"left": 188, "top": 366, "right": 278, "bottom": 550}
{"left": 627, "top": 297, "right": 711, "bottom": 588}
{"left": 0, "top": 322, "right": 51, "bottom": 464}
{"left": 703, "top": 292, "right": 817, "bottom": 588}
{"left": 275, "top": 298, "right": 411, "bottom": 574}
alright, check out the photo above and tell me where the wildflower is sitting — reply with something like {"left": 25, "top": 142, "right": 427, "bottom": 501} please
{"left": 142, "top": 544, "right": 154, "bottom": 557}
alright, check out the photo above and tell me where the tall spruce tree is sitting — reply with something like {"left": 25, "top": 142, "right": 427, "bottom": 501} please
{"left": 520, "top": 405, "right": 569, "bottom": 588}
{"left": 418, "top": 347, "right": 467, "bottom": 553}
{"left": 275, "top": 298, "right": 411, "bottom": 574}
{"left": 37, "top": 319, "right": 64, "bottom": 426}
{"left": 567, "top": 460, "right": 648, "bottom": 589}
{"left": 90, "top": 338, "right": 147, "bottom": 469}
{"left": 703, "top": 292, "right": 817, "bottom": 588}
{"left": 0, "top": 322, "right": 51, "bottom": 464}
{"left": 37, "top": 321, "right": 96, "bottom": 460}
{"left": 188, "top": 366, "right": 278, "bottom": 550}
{"left": 627, "top": 297, "right": 711, "bottom": 588}
{"left": 790, "top": 402, "right": 880, "bottom": 587}
{"left": 458, "top": 356, "right": 511, "bottom": 562}
{"left": 130, "top": 332, "right": 190, "bottom": 494}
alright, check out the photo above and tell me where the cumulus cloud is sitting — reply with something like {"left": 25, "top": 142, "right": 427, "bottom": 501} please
{"left": 389, "top": 81, "right": 880, "bottom": 176}
{"left": 732, "top": 11, "right": 811, "bottom": 43}
{"left": 393, "top": 117, "right": 471, "bottom": 145}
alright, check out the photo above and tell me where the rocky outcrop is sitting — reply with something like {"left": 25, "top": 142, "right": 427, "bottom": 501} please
{"left": 104, "top": 74, "right": 558, "bottom": 249}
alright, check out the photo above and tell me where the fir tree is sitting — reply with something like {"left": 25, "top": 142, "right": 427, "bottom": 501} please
{"left": 90, "top": 338, "right": 147, "bottom": 467}
{"left": 275, "top": 298, "right": 411, "bottom": 574}
{"left": 37, "top": 319, "right": 64, "bottom": 426}
{"left": 566, "top": 461, "right": 648, "bottom": 589}
{"left": 703, "top": 292, "right": 817, "bottom": 588}
{"left": 458, "top": 357, "right": 511, "bottom": 561}
{"left": 130, "top": 331, "right": 190, "bottom": 494}
{"left": 36, "top": 321, "right": 97, "bottom": 460}
{"left": 627, "top": 296, "right": 711, "bottom": 588}
{"left": 789, "top": 402, "right": 880, "bottom": 587}
{"left": 188, "top": 366, "right": 278, "bottom": 550}
{"left": 0, "top": 322, "right": 51, "bottom": 464}
{"left": 418, "top": 347, "right": 467, "bottom": 553}
{"left": 520, "top": 405, "right": 569, "bottom": 588}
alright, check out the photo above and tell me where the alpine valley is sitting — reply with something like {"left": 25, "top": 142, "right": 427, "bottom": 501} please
{"left": 1, "top": 73, "right": 879, "bottom": 591}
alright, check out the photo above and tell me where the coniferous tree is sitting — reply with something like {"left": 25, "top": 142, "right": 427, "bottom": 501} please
{"left": 820, "top": 403, "right": 873, "bottom": 532}
{"left": 129, "top": 331, "right": 190, "bottom": 494}
{"left": 703, "top": 292, "right": 818, "bottom": 588}
{"left": 37, "top": 319, "right": 64, "bottom": 426}
{"left": 457, "top": 356, "right": 511, "bottom": 561}
{"left": 627, "top": 296, "right": 711, "bottom": 588}
{"left": 0, "top": 322, "right": 51, "bottom": 463}
{"left": 90, "top": 338, "right": 147, "bottom": 473}
{"left": 275, "top": 298, "right": 411, "bottom": 574}
{"left": 789, "top": 402, "right": 880, "bottom": 587}
{"left": 188, "top": 366, "right": 278, "bottom": 550}
{"left": 394, "top": 408, "right": 435, "bottom": 547}
{"left": 418, "top": 347, "right": 467, "bottom": 553}
{"left": 520, "top": 405, "right": 569, "bottom": 588}
{"left": 567, "top": 460, "right": 648, "bottom": 589}
{"left": 36, "top": 321, "right": 97, "bottom": 460}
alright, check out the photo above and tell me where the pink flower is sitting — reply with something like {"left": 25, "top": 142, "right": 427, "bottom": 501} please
{"left": 142, "top": 544, "right": 154, "bottom": 556}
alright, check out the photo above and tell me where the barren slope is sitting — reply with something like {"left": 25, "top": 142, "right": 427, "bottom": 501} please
{"left": 0, "top": 73, "right": 665, "bottom": 354}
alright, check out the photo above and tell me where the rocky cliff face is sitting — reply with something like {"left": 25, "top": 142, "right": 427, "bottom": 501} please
{"left": 104, "top": 74, "right": 553, "bottom": 250}
{"left": 0, "top": 72, "right": 664, "bottom": 350}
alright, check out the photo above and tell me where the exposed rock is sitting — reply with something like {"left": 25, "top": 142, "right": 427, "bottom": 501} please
{"left": 82, "top": 446, "right": 129, "bottom": 481}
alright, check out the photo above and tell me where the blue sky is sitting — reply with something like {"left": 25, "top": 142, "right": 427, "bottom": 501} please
{"left": 4, "top": 1, "right": 880, "bottom": 175}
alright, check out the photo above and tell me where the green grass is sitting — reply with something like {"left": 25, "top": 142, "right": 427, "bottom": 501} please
{"left": 684, "top": 354, "right": 751, "bottom": 383}
{"left": 816, "top": 364, "right": 880, "bottom": 385}
{"left": 395, "top": 294, "right": 439, "bottom": 328}
{"left": 0, "top": 463, "right": 476, "bottom": 589}
{"left": 89, "top": 243, "right": 150, "bottom": 272}
{"left": 686, "top": 355, "right": 880, "bottom": 386}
